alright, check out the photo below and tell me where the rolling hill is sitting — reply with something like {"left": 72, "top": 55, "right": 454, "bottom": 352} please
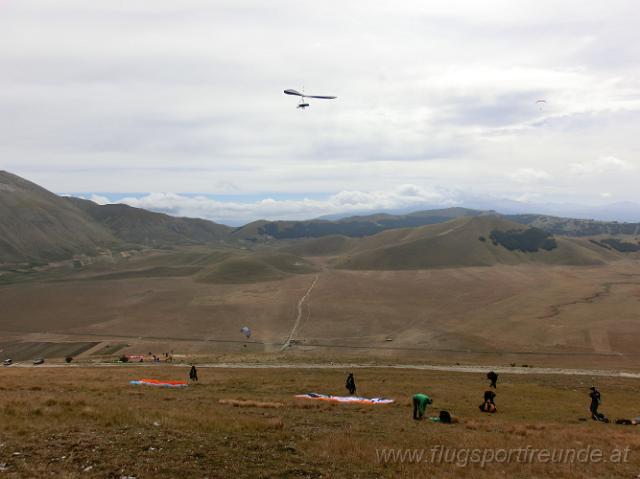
{"left": 230, "top": 207, "right": 484, "bottom": 242}
{"left": 66, "top": 197, "right": 232, "bottom": 247}
{"left": 3, "top": 169, "right": 639, "bottom": 273}
{"left": 67, "top": 247, "right": 317, "bottom": 285}
{"left": 0, "top": 171, "right": 118, "bottom": 264}
{"left": 281, "top": 235, "right": 357, "bottom": 256}
{"left": 0, "top": 171, "right": 236, "bottom": 265}
{"left": 195, "top": 252, "right": 317, "bottom": 284}
{"left": 231, "top": 207, "right": 640, "bottom": 245}
{"left": 506, "top": 213, "right": 640, "bottom": 237}
{"left": 332, "top": 215, "right": 625, "bottom": 270}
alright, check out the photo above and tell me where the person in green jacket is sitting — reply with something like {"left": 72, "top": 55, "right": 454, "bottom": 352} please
{"left": 412, "top": 393, "right": 432, "bottom": 420}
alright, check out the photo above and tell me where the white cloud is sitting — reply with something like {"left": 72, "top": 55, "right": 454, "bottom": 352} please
{"left": 507, "top": 168, "right": 552, "bottom": 184}
{"left": 89, "top": 194, "right": 111, "bottom": 205}
{"left": 569, "top": 156, "right": 634, "bottom": 175}
{"left": 512, "top": 192, "right": 542, "bottom": 204}
{"left": 1, "top": 1, "right": 640, "bottom": 207}
{"left": 103, "top": 184, "right": 454, "bottom": 224}
{"left": 65, "top": 193, "right": 112, "bottom": 205}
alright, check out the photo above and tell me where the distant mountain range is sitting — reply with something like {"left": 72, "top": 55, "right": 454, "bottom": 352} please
{"left": 1, "top": 170, "right": 639, "bottom": 265}
{"left": 316, "top": 200, "right": 640, "bottom": 223}
{"left": 230, "top": 208, "right": 640, "bottom": 242}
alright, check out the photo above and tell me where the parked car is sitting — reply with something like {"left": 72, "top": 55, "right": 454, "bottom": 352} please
{"left": 33, "top": 358, "right": 44, "bottom": 365}
{"left": 3, "top": 359, "right": 13, "bottom": 366}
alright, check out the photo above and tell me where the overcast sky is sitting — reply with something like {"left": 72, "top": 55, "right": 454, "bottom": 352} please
{"left": 1, "top": 1, "right": 639, "bottom": 224}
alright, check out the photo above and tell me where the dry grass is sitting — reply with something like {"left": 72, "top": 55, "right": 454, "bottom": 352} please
{"left": 0, "top": 366, "right": 639, "bottom": 478}
{"left": 2, "top": 258, "right": 640, "bottom": 369}
{"left": 218, "top": 398, "right": 284, "bottom": 408}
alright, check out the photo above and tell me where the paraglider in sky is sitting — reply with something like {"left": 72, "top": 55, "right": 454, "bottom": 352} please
{"left": 240, "top": 326, "right": 251, "bottom": 339}
{"left": 535, "top": 99, "right": 547, "bottom": 111}
{"left": 284, "top": 88, "right": 337, "bottom": 109}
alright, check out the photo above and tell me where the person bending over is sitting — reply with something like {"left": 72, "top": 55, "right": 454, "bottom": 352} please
{"left": 412, "top": 393, "right": 432, "bottom": 420}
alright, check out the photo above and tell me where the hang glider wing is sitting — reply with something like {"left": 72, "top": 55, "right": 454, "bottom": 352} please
{"left": 284, "top": 89, "right": 336, "bottom": 99}
{"left": 306, "top": 95, "right": 337, "bottom": 99}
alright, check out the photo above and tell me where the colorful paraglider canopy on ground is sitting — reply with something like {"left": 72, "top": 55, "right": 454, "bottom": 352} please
{"left": 295, "top": 393, "right": 394, "bottom": 405}
{"left": 129, "top": 379, "right": 189, "bottom": 388}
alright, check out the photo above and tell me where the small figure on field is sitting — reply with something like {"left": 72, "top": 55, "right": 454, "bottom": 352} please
{"left": 589, "top": 386, "right": 605, "bottom": 421}
{"left": 479, "top": 390, "right": 496, "bottom": 413}
{"left": 487, "top": 371, "right": 498, "bottom": 388}
{"left": 412, "top": 393, "right": 432, "bottom": 420}
{"left": 345, "top": 373, "right": 356, "bottom": 395}
{"left": 189, "top": 365, "right": 198, "bottom": 382}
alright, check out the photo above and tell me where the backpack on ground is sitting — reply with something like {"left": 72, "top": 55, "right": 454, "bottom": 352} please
{"left": 439, "top": 410, "right": 452, "bottom": 423}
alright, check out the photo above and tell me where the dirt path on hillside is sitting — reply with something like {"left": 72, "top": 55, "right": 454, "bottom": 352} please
{"left": 280, "top": 274, "right": 319, "bottom": 351}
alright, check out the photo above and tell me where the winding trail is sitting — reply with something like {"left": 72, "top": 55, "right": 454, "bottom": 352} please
{"left": 281, "top": 274, "right": 319, "bottom": 351}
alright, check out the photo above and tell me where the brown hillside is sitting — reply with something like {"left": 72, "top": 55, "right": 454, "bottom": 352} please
{"left": 0, "top": 171, "right": 118, "bottom": 264}
{"left": 66, "top": 197, "right": 231, "bottom": 246}
{"left": 333, "top": 216, "right": 623, "bottom": 270}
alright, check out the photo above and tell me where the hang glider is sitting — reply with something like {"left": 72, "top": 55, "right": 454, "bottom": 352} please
{"left": 284, "top": 89, "right": 337, "bottom": 109}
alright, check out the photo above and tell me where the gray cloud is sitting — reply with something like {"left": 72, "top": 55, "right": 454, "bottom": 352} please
{"left": 1, "top": 0, "right": 640, "bottom": 218}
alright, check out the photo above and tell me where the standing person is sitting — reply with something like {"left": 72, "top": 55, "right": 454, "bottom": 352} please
{"left": 589, "top": 386, "right": 601, "bottom": 420}
{"left": 189, "top": 365, "right": 198, "bottom": 382}
{"left": 345, "top": 373, "right": 356, "bottom": 395}
{"left": 487, "top": 371, "right": 498, "bottom": 389}
{"left": 412, "top": 393, "right": 432, "bottom": 420}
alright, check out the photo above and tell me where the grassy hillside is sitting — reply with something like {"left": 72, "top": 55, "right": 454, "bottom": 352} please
{"left": 507, "top": 214, "right": 640, "bottom": 237}
{"left": 280, "top": 235, "right": 357, "bottom": 256}
{"left": 231, "top": 208, "right": 640, "bottom": 245}
{"left": 230, "top": 208, "right": 484, "bottom": 242}
{"left": 196, "top": 252, "right": 317, "bottom": 284}
{"left": 61, "top": 247, "right": 317, "bottom": 285}
{"left": 228, "top": 220, "right": 270, "bottom": 242}
{"left": 333, "top": 216, "right": 623, "bottom": 270}
{"left": 0, "top": 171, "right": 119, "bottom": 264}
{"left": 67, "top": 197, "right": 232, "bottom": 246}
{"left": 2, "top": 367, "right": 640, "bottom": 478}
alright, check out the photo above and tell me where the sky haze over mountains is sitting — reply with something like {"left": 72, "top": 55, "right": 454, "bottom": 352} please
{"left": 1, "top": 1, "right": 639, "bottom": 224}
